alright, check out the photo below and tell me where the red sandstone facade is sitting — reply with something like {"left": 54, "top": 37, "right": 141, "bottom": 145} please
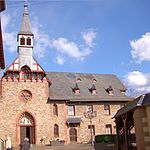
{"left": 0, "top": 79, "right": 126, "bottom": 146}
{"left": 0, "top": 2, "right": 132, "bottom": 147}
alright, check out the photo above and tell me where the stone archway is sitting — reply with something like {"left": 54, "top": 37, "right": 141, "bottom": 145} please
{"left": 18, "top": 112, "right": 35, "bottom": 144}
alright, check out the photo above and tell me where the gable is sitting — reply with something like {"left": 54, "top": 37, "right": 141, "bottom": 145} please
{"left": 6, "top": 57, "right": 45, "bottom": 72}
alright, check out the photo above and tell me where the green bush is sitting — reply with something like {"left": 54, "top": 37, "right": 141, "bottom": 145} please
{"left": 95, "top": 134, "right": 117, "bottom": 143}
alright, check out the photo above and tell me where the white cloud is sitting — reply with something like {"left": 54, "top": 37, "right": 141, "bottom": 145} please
{"left": 2, "top": 13, "right": 51, "bottom": 57}
{"left": 2, "top": 12, "right": 96, "bottom": 64}
{"left": 56, "top": 55, "right": 65, "bottom": 65}
{"left": 1, "top": 14, "right": 17, "bottom": 52}
{"left": 130, "top": 32, "right": 150, "bottom": 62}
{"left": 31, "top": 19, "right": 96, "bottom": 62}
{"left": 81, "top": 29, "right": 97, "bottom": 47}
{"left": 51, "top": 37, "right": 92, "bottom": 61}
{"left": 31, "top": 17, "right": 51, "bottom": 58}
{"left": 125, "top": 71, "right": 148, "bottom": 87}
{"left": 124, "top": 71, "right": 150, "bottom": 97}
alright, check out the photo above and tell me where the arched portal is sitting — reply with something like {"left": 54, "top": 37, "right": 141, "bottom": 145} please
{"left": 18, "top": 112, "right": 35, "bottom": 144}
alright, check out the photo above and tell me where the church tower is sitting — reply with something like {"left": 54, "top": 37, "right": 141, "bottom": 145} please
{"left": 3, "top": 0, "right": 49, "bottom": 82}
{"left": 18, "top": 0, "right": 33, "bottom": 70}
{"left": 0, "top": 1, "right": 51, "bottom": 146}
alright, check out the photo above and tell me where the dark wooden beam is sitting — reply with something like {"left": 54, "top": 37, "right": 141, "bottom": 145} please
{"left": 115, "top": 118, "right": 120, "bottom": 150}
{"left": 0, "top": 0, "right": 5, "bottom": 12}
{"left": 122, "top": 114, "right": 129, "bottom": 150}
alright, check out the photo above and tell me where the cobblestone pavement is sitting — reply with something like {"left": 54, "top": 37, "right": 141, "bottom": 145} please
{"left": 13, "top": 143, "right": 95, "bottom": 150}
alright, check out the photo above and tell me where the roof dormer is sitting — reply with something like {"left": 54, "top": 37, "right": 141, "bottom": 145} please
{"left": 120, "top": 89, "right": 126, "bottom": 94}
{"left": 106, "top": 85, "right": 114, "bottom": 95}
{"left": 89, "top": 84, "right": 97, "bottom": 95}
{"left": 72, "top": 83, "right": 80, "bottom": 95}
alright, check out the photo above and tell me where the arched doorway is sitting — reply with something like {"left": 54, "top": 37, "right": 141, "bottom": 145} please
{"left": 19, "top": 112, "right": 35, "bottom": 144}
{"left": 69, "top": 128, "right": 77, "bottom": 142}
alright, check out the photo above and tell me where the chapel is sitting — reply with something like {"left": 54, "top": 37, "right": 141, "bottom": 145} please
{"left": 0, "top": 2, "right": 132, "bottom": 146}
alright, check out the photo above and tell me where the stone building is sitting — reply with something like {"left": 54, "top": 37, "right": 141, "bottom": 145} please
{"left": 114, "top": 93, "right": 150, "bottom": 150}
{"left": 0, "top": 2, "right": 132, "bottom": 147}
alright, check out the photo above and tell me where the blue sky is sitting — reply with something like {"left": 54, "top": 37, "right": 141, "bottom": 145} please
{"left": 1, "top": 0, "right": 150, "bottom": 96}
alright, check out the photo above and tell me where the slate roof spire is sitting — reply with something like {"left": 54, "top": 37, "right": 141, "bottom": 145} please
{"left": 19, "top": 0, "right": 32, "bottom": 35}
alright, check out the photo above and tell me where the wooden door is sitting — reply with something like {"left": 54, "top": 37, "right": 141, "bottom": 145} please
{"left": 70, "top": 128, "right": 77, "bottom": 142}
{"left": 30, "top": 126, "right": 35, "bottom": 144}
{"left": 20, "top": 126, "right": 26, "bottom": 145}
{"left": 20, "top": 126, "right": 35, "bottom": 144}
{"left": 19, "top": 112, "right": 35, "bottom": 144}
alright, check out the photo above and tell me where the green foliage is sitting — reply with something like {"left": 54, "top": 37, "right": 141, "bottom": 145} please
{"left": 95, "top": 134, "right": 117, "bottom": 143}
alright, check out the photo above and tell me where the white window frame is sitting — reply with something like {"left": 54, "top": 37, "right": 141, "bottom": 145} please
{"left": 68, "top": 105, "right": 75, "bottom": 116}
{"left": 104, "top": 104, "right": 110, "bottom": 115}
{"left": 105, "top": 124, "right": 112, "bottom": 134}
{"left": 86, "top": 105, "right": 93, "bottom": 113}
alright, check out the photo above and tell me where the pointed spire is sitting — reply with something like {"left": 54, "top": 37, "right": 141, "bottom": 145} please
{"left": 19, "top": 0, "right": 32, "bottom": 35}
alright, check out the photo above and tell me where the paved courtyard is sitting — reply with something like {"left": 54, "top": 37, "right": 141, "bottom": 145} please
{"left": 13, "top": 143, "right": 95, "bottom": 150}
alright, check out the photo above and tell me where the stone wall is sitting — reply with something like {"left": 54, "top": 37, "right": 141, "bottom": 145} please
{"left": 133, "top": 108, "right": 148, "bottom": 150}
{"left": 0, "top": 80, "right": 50, "bottom": 146}
{"left": 66, "top": 103, "right": 120, "bottom": 143}
{"left": 0, "top": 79, "right": 123, "bottom": 147}
{"left": 145, "top": 106, "right": 150, "bottom": 150}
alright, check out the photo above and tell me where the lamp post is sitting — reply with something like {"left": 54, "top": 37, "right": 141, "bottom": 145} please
{"left": 84, "top": 110, "right": 97, "bottom": 146}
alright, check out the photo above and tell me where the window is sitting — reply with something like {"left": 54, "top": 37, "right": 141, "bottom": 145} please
{"left": 72, "top": 83, "right": 80, "bottom": 95}
{"left": 14, "top": 72, "right": 19, "bottom": 79}
{"left": 106, "top": 85, "right": 114, "bottom": 95}
{"left": 54, "top": 124, "right": 59, "bottom": 137}
{"left": 20, "top": 90, "right": 32, "bottom": 101}
{"left": 86, "top": 105, "right": 93, "bottom": 113}
{"left": 21, "top": 66, "right": 31, "bottom": 80}
{"left": 92, "top": 89, "right": 97, "bottom": 95}
{"left": 27, "top": 37, "right": 31, "bottom": 45}
{"left": 88, "top": 125, "right": 95, "bottom": 135}
{"left": 20, "top": 36, "right": 25, "bottom": 45}
{"left": 68, "top": 105, "right": 75, "bottom": 116}
{"left": 89, "top": 84, "right": 97, "bottom": 95}
{"left": 108, "top": 90, "right": 114, "bottom": 95}
{"left": 120, "top": 89, "right": 126, "bottom": 94}
{"left": 20, "top": 113, "right": 33, "bottom": 126}
{"left": 7, "top": 72, "right": 13, "bottom": 79}
{"left": 38, "top": 73, "right": 43, "bottom": 80}
{"left": 105, "top": 124, "right": 112, "bottom": 134}
{"left": 104, "top": 104, "right": 110, "bottom": 115}
{"left": 75, "top": 89, "right": 80, "bottom": 94}
{"left": 32, "top": 73, "right": 36, "bottom": 80}
{"left": 53, "top": 104, "right": 58, "bottom": 116}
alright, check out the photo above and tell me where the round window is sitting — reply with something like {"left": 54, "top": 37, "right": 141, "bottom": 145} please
{"left": 20, "top": 90, "right": 32, "bottom": 101}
